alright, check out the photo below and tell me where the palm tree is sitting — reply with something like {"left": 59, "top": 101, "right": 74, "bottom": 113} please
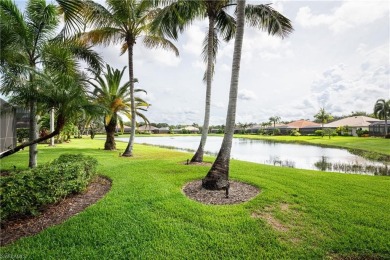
{"left": 154, "top": 0, "right": 293, "bottom": 163}
{"left": 80, "top": 0, "right": 178, "bottom": 157}
{"left": 0, "top": 0, "right": 102, "bottom": 165}
{"left": 269, "top": 116, "right": 281, "bottom": 128}
{"left": 202, "top": 1, "right": 293, "bottom": 190}
{"left": 88, "top": 64, "right": 150, "bottom": 150}
{"left": 0, "top": 0, "right": 60, "bottom": 167}
{"left": 314, "top": 108, "right": 333, "bottom": 135}
{"left": 0, "top": 67, "right": 98, "bottom": 159}
{"left": 374, "top": 99, "right": 390, "bottom": 136}
{"left": 202, "top": 0, "right": 246, "bottom": 190}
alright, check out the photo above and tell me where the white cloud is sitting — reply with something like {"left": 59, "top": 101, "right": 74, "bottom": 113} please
{"left": 238, "top": 89, "right": 257, "bottom": 101}
{"left": 182, "top": 25, "right": 205, "bottom": 56}
{"left": 147, "top": 48, "right": 181, "bottom": 67}
{"left": 212, "top": 102, "right": 226, "bottom": 109}
{"left": 304, "top": 59, "right": 389, "bottom": 117}
{"left": 192, "top": 60, "right": 205, "bottom": 70}
{"left": 296, "top": 1, "right": 389, "bottom": 33}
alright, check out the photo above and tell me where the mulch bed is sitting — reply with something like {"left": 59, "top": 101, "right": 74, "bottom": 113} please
{"left": 183, "top": 180, "right": 260, "bottom": 205}
{"left": 1, "top": 176, "right": 112, "bottom": 246}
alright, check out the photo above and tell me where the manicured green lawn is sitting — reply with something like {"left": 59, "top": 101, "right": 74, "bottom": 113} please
{"left": 234, "top": 134, "right": 390, "bottom": 155}
{"left": 1, "top": 139, "right": 389, "bottom": 259}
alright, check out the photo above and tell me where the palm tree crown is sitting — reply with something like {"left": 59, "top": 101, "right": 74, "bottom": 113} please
{"left": 153, "top": 0, "right": 292, "bottom": 163}
{"left": 374, "top": 99, "right": 389, "bottom": 136}
{"left": 81, "top": 0, "right": 178, "bottom": 156}
{"left": 88, "top": 64, "right": 150, "bottom": 150}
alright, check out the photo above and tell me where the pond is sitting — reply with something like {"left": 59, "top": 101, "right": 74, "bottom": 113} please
{"left": 116, "top": 136, "right": 389, "bottom": 176}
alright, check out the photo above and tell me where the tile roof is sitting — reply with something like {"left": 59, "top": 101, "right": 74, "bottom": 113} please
{"left": 324, "top": 116, "right": 381, "bottom": 127}
{"left": 286, "top": 119, "right": 320, "bottom": 128}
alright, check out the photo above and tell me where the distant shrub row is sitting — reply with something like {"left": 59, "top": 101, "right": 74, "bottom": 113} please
{"left": 0, "top": 154, "right": 98, "bottom": 222}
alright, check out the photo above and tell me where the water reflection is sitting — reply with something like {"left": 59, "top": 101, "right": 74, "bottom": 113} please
{"left": 116, "top": 136, "right": 389, "bottom": 176}
{"left": 314, "top": 156, "right": 389, "bottom": 175}
{"left": 266, "top": 156, "right": 296, "bottom": 168}
{"left": 314, "top": 156, "right": 333, "bottom": 171}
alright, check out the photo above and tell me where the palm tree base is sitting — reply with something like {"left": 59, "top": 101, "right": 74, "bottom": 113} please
{"left": 104, "top": 144, "right": 116, "bottom": 150}
{"left": 202, "top": 173, "right": 229, "bottom": 190}
{"left": 121, "top": 152, "right": 133, "bottom": 157}
{"left": 190, "top": 147, "right": 204, "bottom": 163}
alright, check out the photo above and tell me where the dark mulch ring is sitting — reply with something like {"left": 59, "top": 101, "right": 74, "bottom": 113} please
{"left": 183, "top": 180, "right": 260, "bottom": 205}
{"left": 1, "top": 176, "right": 112, "bottom": 246}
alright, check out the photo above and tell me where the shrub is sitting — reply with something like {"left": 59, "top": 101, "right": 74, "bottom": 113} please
{"left": 356, "top": 129, "right": 369, "bottom": 137}
{"left": 290, "top": 130, "right": 301, "bottom": 136}
{"left": 0, "top": 154, "right": 98, "bottom": 222}
{"left": 314, "top": 130, "right": 324, "bottom": 136}
{"left": 16, "top": 128, "right": 29, "bottom": 142}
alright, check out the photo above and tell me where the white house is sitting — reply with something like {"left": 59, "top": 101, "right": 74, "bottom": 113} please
{"left": 324, "top": 116, "right": 381, "bottom": 136}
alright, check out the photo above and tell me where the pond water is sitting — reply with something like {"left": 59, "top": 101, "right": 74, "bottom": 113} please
{"left": 116, "top": 136, "right": 389, "bottom": 175}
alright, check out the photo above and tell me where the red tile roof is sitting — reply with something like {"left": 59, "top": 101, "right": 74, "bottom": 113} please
{"left": 286, "top": 120, "right": 320, "bottom": 128}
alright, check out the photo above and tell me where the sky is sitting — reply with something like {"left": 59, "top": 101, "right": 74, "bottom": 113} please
{"left": 12, "top": 0, "right": 390, "bottom": 125}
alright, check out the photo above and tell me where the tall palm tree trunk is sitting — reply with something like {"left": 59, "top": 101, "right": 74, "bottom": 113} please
{"left": 28, "top": 99, "right": 38, "bottom": 168}
{"left": 104, "top": 117, "right": 117, "bottom": 150}
{"left": 202, "top": 0, "right": 246, "bottom": 190}
{"left": 191, "top": 15, "right": 216, "bottom": 163}
{"left": 123, "top": 41, "right": 136, "bottom": 157}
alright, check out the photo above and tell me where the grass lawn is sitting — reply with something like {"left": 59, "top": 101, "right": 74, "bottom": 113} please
{"left": 1, "top": 138, "right": 389, "bottom": 259}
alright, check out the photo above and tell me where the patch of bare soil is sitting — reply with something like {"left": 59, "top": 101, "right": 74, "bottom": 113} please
{"left": 1, "top": 176, "right": 111, "bottom": 246}
{"left": 251, "top": 212, "right": 289, "bottom": 232}
{"left": 181, "top": 161, "right": 213, "bottom": 166}
{"left": 183, "top": 180, "right": 260, "bottom": 205}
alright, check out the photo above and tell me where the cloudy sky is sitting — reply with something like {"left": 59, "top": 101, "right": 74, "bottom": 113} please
{"left": 15, "top": 0, "right": 390, "bottom": 125}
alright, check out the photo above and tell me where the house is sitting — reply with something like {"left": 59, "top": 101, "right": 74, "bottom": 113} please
{"left": 157, "top": 127, "right": 170, "bottom": 134}
{"left": 286, "top": 119, "right": 321, "bottom": 135}
{"left": 137, "top": 125, "right": 160, "bottom": 134}
{"left": 15, "top": 107, "right": 29, "bottom": 128}
{"left": 263, "top": 123, "right": 290, "bottom": 135}
{"left": 182, "top": 126, "right": 199, "bottom": 134}
{"left": 248, "top": 124, "right": 262, "bottom": 134}
{"left": 324, "top": 116, "right": 381, "bottom": 136}
{"left": 369, "top": 121, "right": 389, "bottom": 136}
{"left": 171, "top": 128, "right": 182, "bottom": 134}
{"left": 0, "top": 98, "right": 16, "bottom": 152}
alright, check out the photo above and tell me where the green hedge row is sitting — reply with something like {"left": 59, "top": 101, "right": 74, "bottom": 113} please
{"left": 0, "top": 154, "right": 98, "bottom": 222}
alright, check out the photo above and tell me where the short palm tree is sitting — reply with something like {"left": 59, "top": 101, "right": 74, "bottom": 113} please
{"left": 314, "top": 108, "right": 333, "bottom": 134}
{"left": 80, "top": 0, "right": 178, "bottom": 157}
{"left": 269, "top": 116, "right": 281, "bottom": 129}
{"left": 0, "top": 67, "right": 98, "bottom": 159}
{"left": 0, "top": 0, "right": 102, "bottom": 165}
{"left": 202, "top": 1, "right": 293, "bottom": 190}
{"left": 374, "top": 99, "right": 390, "bottom": 136}
{"left": 88, "top": 64, "right": 150, "bottom": 150}
{"left": 154, "top": 0, "right": 293, "bottom": 163}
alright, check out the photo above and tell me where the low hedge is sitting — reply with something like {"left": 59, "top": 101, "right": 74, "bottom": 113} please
{"left": 0, "top": 154, "right": 98, "bottom": 222}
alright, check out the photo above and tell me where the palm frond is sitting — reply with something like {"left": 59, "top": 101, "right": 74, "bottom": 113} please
{"left": 80, "top": 27, "right": 124, "bottom": 46}
{"left": 56, "top": 0, "right": 85, "bottom": 35}
{"left": 26, "top": 0, "right": 60, "bottom": 41}
{"left": 142, "top": 35, "right": 179, "bottom": 56}
{"left": 245, "top": 4, "right": 293, "bottom": 38}
{"left": 150, "top": 0, "right": 203, "bottom": 40}
{"left": 201, "top": 28, "right": 219, "bottom": 83}
{"left": 0, "top": 0, "right": 29, "bottom": 42}
{"left": 84, "top": 0, "right": 116, "bottom": 28}
{"left": 216, "top": 9, "right": 236, "bottom": 41}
